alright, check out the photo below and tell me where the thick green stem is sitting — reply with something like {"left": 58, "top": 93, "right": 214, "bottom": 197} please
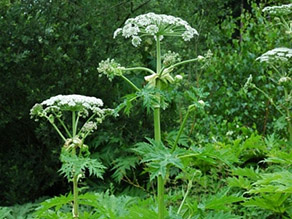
{"left": 154, "top": 36, "right": 165, "bottom": 219}
{"left": 75, "top": 114, "right": 80, "bottom": 136}
{"left": 72, "top": 111, "right": 77, "bottom": 137}
{"left": 120, "top": 75, "right": 141, "bottom": 92}
{"left": 73, "top": 172, "right": 79, "bottom": 218}
{"left": 71, "top": 113, "right": 79, "bottom": 218}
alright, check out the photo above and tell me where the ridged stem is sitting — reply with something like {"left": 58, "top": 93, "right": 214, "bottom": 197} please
{"left": 73, "top": 173, "right": 79, "bottom": 218}
{"left": 155, "top": 36, "right": 165, "bottom": 219}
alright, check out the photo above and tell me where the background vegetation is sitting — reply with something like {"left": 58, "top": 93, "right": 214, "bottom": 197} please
{"left": 0, "top": 0, "right": 291, "bottom": 218}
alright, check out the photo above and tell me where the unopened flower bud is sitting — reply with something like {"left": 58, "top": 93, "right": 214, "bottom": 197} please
{"left": 197, "top": 55, "right": 205, "bottom": 61}
{"left": 198, "top": 100, "right": 205, "bottom": 106}
{"left": 175, "top": 75, "right": 183, "bottom": 80}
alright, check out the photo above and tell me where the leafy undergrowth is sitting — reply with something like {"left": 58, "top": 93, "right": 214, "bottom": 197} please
{"left": 1, "top": 133, "right": 292, "bottom": 219}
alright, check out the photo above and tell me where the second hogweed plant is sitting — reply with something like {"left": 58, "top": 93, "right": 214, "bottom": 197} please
{"left": 30, "top": 94, "right": 113, "bottom": 218}
{"left": 98, "top": 12, "right": 208, "bottom": 219}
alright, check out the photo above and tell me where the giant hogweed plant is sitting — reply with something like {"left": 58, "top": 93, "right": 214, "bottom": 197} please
{"left": 30, "top": 94, "right": 112, "bottom": 218}
{"left": 97, "top": 12, "right": 210, "bottom": 218}
{"left": 238, "top": 4, "right": 292, "bottom": 217}
{"left": 244, "top": 3, "right": 292, "bottom": 142}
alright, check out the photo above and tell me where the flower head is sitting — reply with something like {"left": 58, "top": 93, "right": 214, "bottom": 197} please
{"left": 81, "top": 121, "right": 98, "bottom": 134}
{"left": 97, "top": 59, "right": 125, "bottom": 81}
{"left": 198, "top": 100, "right": 205, "bottom": 106}
{"left": 162, "top": 51, "right": 181, "bottom": 66}
{"left": 256, "top": 47, "right": 292, "bottom": 63}
{"left": 175, "top": 75, "right": 183, "bottom": 80}
{"left": 30, "top": 94, "right": 108, "bottom": 120}
{"left": 113, "top": 12, "right": 198, "bottom": 47}
{"left": 263, "top": 4, "right": 292, "bottom": 16}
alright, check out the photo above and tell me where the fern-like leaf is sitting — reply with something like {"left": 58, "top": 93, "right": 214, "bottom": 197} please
{"left": 111, "top": 156, "right": 139, "bottom": 183}
{"left": 133, "top": 138, "right": 184, "bottom": 181}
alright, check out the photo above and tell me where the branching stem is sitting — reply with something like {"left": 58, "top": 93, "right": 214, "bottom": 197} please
{"left": 122, "top": 66, "right": 156, "bottom": 75}
{"left": 120, "top": 75, "right": 141, "bottom": 92}
{"left": 45, "top": 116, "right": 67, "bottom": 142}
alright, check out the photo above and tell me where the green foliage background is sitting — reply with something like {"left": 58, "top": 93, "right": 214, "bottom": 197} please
{"left": 0, "top": 0, "right": 290, "bottom": 211}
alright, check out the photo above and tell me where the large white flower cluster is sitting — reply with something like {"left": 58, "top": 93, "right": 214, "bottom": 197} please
{"left": 256, "top": 47, "right": 292, "bottom": 63}
{"left": 30, "top": 94, "right": 106, "bottom": 119}
{"left": 263, "top": 3, "right": 292, "bottom": 16}
{"left": 113, "top": 12, "right": 199, "bottom": 47}
{"left": 41, "top": 94, "right": 103, "bottom": 108}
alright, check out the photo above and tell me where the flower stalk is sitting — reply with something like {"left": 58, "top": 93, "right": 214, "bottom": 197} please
{"left": 154, "top": 36, "right": 165, "bottom": 219}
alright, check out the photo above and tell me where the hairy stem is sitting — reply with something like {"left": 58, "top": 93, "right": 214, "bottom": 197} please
{"left": 72, "top": 112, "right": 79, "bottom": 218}
{"left": 154, "top": 36, "right": 165, "bottom": 219}
{"left": 73, "top": 171, "right": 79, "bottom": 218}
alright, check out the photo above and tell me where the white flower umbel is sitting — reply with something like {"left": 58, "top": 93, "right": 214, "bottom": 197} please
{"left": 30, "top": 94, "right": 112, "bottom": 142}
{"left": 113, "top": 12, "right": 199, "bottom": 47}
{"left": 32, "top": 94, "right": 104, "bottom": 114}
{"left": 256, "top": 47, "right": 292, "bottom": 63}
{"left": 263, "top": 4, "right": 292, "bottom": 16}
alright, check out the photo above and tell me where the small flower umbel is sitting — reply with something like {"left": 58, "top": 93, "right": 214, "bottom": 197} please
{"left": 30, "top": 94, "right": 113, "bottom": 218}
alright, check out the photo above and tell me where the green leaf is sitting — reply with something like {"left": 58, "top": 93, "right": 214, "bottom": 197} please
{"left": 33, "top": 194, "right": 73, "bottom": 217}
{"left": 114, "top": 93, "right": 137, "bottom": 116}
{"left": 0, "top": 207, "right": 12, "bottom": 219}
{"left": 204, "top": 211, "right": 242, "bottom": 219}
{"left": 111, "top": 156, "right": 139, "bottom": 183}
{"left": 133, "top": 138, "right": 184, "bottom": 181}
{"left": 242, "top": 193, "right": 289, "bottom": 213}
{"left": 264, "top": 151, "right": 292, "bottom": 165}
{"left": 59, "top": 152, "right": 106, "bottom": 181}
{"left": 227, "top": 176, "right": 252, "bottom": 190}
{"left": 249, "top": 171, "right": 292, "bottom": 194}
{"left": 231, "top": 167, "right": 260, "bottom": 181}
{"left": 204, "top": 194, "right": 244, "bottom": 211}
